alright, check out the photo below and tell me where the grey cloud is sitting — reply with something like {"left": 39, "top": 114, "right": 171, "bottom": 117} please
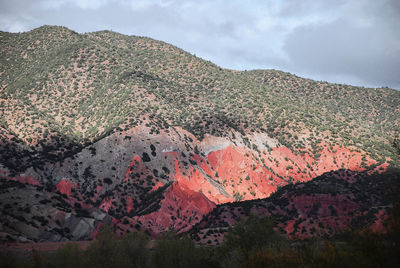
{"left": 282, "top": 1, "right": 400, "bottom": 88}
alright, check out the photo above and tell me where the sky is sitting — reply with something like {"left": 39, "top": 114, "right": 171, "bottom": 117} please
{"left": 1, "top": 0, "right": 399, "bottom": 89}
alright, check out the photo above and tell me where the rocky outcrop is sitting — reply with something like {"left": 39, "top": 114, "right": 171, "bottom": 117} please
{"left": 189, "top": 168, "right": 399, "bottom": 245}
{"left": 0, "top": 123, "right": 389, "bottom": 242}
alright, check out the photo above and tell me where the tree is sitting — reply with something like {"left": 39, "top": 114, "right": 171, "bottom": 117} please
{"left": 54, "top": 243, "right": 84, "bottom": 268}
{"left": 84, "top": 224, "right": 117, "bottom": 268}
{"left": 221, "top": 214, "right": 286, "bottom": 265}
{"left": 114, "top": 231, "right": 149, "bottom": 268}
{"left": 152, "top": 231, "right": 218, "bottom": 268}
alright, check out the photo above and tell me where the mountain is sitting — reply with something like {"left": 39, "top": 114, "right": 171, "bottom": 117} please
{"left": 0, "top": 25, "right": 399, "bottom": 242}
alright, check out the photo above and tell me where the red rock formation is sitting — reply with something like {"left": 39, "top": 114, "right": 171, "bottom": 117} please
{"left": 113, "top": 142, "right": 384, "bottom": 236}
{"left": 123, "top": 155, "right": 143, "bottom": 182}
{"left": 124, "top": 181, "right": 216, "bottom": 235}
{"left": 3, "top": 175, "right": 42, "bottom": 186}
{"left": 1, "top": 127, "right": 389, "bottom": 242}
{"left": 56, "top": 179, "right": 77, "bottom": 196}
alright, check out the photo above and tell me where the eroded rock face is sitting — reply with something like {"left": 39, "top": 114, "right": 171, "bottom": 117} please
{"left": 0, "top": 179, "right": 108, "bottom": 242}
{"left": 0, "top": 123, "right": 389, "bottom": 242}
{"left": 189, "top": 168, "right": 398, "bottom": 245}
{"left": 67, "top": 216, "right": 96, "bottom": 240}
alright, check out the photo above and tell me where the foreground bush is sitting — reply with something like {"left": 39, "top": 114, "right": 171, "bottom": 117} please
{"left": 54, "top": 243, "right": 84, "bottom": 268}
{"left": 219, "top": 214, "right": 287, "bottom": 267}
{"left": 152, "top": 231, "right": 219, "bottom": 268}
{"left": 1, "top": 209, "right": 399, "bottom": 267}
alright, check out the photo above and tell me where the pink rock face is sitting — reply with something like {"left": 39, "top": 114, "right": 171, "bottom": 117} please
{"left": 192, "top": 164, "right": 395, "bottom": 245}
{"left": 286, "top": 193, "right": 360, "bottom": 239}
{"left": 200, "top": 143, "right": 377, "bottom": 204}
{"left": 369, "top": 210, "right": 388, "bottom": 233}
{"left": 6, "top": 176, "right": 42, "bottom": 186}
{"left": 1, "top": 124, "right": 389, "bottom": 242}
{"left": 293, "top": 194, "right": 360, "bottom": 218}
{"left": 126, "top": 196, "right": 134, "bottom": 213}
{"left": 172, "top": 155, "right": 231, "bottom": 204}
{"left": 123, "top": 155, "right": 143, "bottom": 182}
{"left": 207, "top": 145, "right": 284, "bottom": 200}
{"left": 125, "top": 181, "right": 216, "bottom": 235}
{"left": 115, "top": 143, "right": 383, "bottom": 236}
{"left": 312, "top": 145, "right": 376, "bottom": 174}
{"left": 100, "top": 197, "right": 115, "bottom": 212}
{"left": 265, "top": 144, "right": 376, "bottom": 183}
{"left": 56, "top": 179, "right": 77, "bottom": 196}
{"left": 150, "top": 181, "right": 164, "bottom": 192}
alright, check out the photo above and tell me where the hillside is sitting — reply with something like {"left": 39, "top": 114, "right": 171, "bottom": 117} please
{"left": 0, "top": 25, "right": 399, "bottom": 242}
{"left": 190, "top": 168, "right": 400, "bottom": 245}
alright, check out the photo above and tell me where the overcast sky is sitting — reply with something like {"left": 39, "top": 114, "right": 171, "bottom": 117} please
{"left": 1, "top": 0, "right": 399, "bottom": 89}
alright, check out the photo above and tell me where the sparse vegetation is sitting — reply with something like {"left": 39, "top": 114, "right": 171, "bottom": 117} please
{"left": 1, "top": 26, "right": 399, "bottom": 174}
{"left": 0, "top": 26, "right": 399, "bottom": 264}
{"left": 2, "top": 209, "right": 400, "bottom": 268}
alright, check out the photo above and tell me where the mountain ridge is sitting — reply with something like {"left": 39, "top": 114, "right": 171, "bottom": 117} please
{"left": 0, "top": 26, "right": 399, "bottom": 242}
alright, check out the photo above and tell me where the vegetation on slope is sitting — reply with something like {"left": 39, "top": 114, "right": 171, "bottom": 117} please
{"left": 1, "top": 25, "right": 399, "bottom": 248}
{"left": 1, "top": 207, "right": 399, "bottom": 267}
{"left": 190, "top": 168, "right": 400, "bottom": 244}
{"left": 1, "top": 25, "right": 399, "bottom": 174}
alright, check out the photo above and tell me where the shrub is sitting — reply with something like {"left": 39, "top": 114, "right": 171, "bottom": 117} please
{"left": 221, "top": 214, "right": 287, "bottom": 265}
{"left": 54, "top": 243, "right": 84, "bottom": 268}
{"left": 152, "top": 232, "right": 218, "bottom": 268}
{"left": 142, "top": 152, "right": 151, "bottom": 162}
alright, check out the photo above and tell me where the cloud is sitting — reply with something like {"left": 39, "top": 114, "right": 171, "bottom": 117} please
{"left": 283, "top": 0, "right": 400, "bottom": 88}
{"left": 0, "top": 0, "right": 399, "bottom": 89}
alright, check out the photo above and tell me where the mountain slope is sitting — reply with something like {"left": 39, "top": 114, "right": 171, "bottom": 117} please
{"left": 0, "top": 26, "right": 399, "bottom": 242}
{"left": 189, "top": 168, "right": 400, "bottom": 245}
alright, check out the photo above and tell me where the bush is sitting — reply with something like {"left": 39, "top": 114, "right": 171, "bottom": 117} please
{"left": 114, "top": 232, "right": 149, "bottom": 268}
{"left": 83, "top": 224, "right": 151, "bottom": 268}
{"left": 221, "top": 214, "right": 287, "bottom": 265}
{"left": 152, "top": 232, "right": 218, "bottom": 268}
{"left": 84, "top": 224, "right": 118, "bottom": 267}
{"left": 142, "top": 152, "right": 151, "bottom": 162}
{"left": 54, "top": 243, "right": 84, "bottom": 268}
